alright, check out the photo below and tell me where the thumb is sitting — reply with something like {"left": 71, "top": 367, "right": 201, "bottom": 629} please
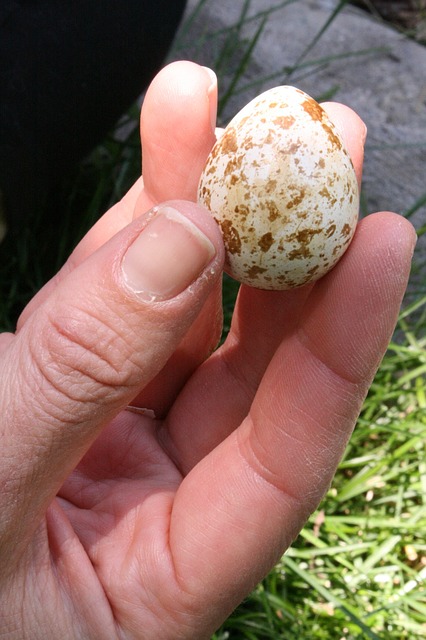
{"left": 0, "top": 201, "right": 223, "bottom": 558}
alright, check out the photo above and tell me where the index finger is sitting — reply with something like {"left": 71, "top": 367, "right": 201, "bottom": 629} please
{"left": 161, "top": 102, "right": 368, "bottom": 470}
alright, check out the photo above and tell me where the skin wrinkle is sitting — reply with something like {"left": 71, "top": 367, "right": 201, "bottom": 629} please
{"left": 3, "top": 533, "right": 65, "bottom": 639}
{"left": 144, "top": 137, "right": 186, "bottom": 188}
{"left": 44, "top": 305, "right": 140, "bottom": 385}
{"left": 249, "top": 400, "right": 346, "bottom": 507}
{"left": 26, "top": 293, "right": 180, "bottom": 427}
{"left": 291, "top": 360, "right": 364, "bottom": 449}
{"left": 19, "top": 333, "right": 117, "bottom": 432}
{"left": 172, "top": 458, "right": 289, "bottom": 628}
{"left": 244, "top": 336, "right": 365, "bottom": 509}
{"left": 218, "top": 334, "right": 262, "bottom": 403}
{"left": 235, "top": 427, "right": 314, "bottom": 561}
{"left": 296, "top": 322, "right": 368, "bottom": 389}
{"left": 113, "top": 527, "right": 195, "bottom": 640}
{"left": 44, "top": 513, "right": 119, "bottom": 640}
{"left": 355, "top": 217, "right": 413, "bottom": 293}
{"left": 242, "top": 395, "right": 319, "bottom": 511}
{"left": 263, "top": 329, "right": 362, "bottom": 430}
{"left": 1, "top": 345, "right": 68, "bottom": 501}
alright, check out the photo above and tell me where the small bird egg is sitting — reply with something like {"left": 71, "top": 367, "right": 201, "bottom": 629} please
{"left": 197, "top": 85, "right": 359, "bottom": 290}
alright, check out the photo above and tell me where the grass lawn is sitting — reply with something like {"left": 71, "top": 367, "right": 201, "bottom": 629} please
{"left": 1, "top": 1, "right": 425, "bottom": 638}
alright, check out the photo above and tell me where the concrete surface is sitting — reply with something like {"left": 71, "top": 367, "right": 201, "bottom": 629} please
{"left": 173, "top": 0, "right": 426, "bottom": 276}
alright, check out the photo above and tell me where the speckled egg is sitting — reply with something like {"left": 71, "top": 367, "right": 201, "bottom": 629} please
{"left": 197, "top": 85, "right": 359, "bottom": 289}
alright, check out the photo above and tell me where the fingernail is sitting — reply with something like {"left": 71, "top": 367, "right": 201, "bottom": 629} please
{"left": 122, "top": 206, "right": 216, "bottom": 302}
{"left": 202, "top": 66, "right": 218, "bottom": 131}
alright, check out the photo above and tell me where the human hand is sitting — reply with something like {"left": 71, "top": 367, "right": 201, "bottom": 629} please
{"left": 0, "top": 62, "right": 416, "bottom": 639}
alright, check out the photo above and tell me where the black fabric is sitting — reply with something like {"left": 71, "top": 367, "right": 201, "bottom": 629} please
{"left": 0, "top": 0, "right": 187, "bottom": 228}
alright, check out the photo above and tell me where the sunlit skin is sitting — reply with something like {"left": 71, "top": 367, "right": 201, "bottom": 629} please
{"left": 0, "top": 62, "right": 416, "bottom": 639}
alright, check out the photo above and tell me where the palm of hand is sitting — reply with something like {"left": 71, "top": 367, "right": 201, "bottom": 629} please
{"left": 56, "top": 414, "right": 185, "bottom": 637}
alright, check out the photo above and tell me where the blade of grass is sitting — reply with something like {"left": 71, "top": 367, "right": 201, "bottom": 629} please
{"left": 416, "top": 222, "right": 426, "bottom": 237}
{"left": 175, "top": 0, "right": 211, "bottom": 42}
{"left": 403, "top": 191, "right": 426, "bottom": 219}
{"left": 213, "top": 0, "right": 252, "bottom": 78}
{"left": 218, "top": 10, "right": 268, "bottom": 116}
{"left": 352, "top": 535, "right": 401, "bottom": 576}
{"left": 178, "top": 0, "right": 298, "bottom": 49}
{"left": 233, "top": 45, "right": 389, "bottom": 97}
{"left": 398, "top": 363, "right": 426, "bottom": 385}
{"left": 283, "top": 0, "right": 352, "bottom": 79}
{"left": 398, "top": 293, "right": 426, "bottom": 320}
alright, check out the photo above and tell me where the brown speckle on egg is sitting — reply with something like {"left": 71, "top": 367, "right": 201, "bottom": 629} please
{"left": 247, "top": 265, "right": 268, "bottom": 279}
{"left": 220, "top": 219, "right": 242, "bottom": 255}
{"left": 301, "top": 98, "right": 324, "bottom": 122}
{"left": 273, "top": 115, "right": 296, "bottom": 129}
{"left": 322, "top": 123, "right": 343, "bottom": 151}
{"left": 221, "top": 128, "right": 238, "bottom": 154}
{"left": 258, "top": 232, "right": 274, "bottom": 253}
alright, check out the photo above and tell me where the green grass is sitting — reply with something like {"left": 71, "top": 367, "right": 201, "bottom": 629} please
{"left": 1, "top": 0, "right": 425, "bottom": 637}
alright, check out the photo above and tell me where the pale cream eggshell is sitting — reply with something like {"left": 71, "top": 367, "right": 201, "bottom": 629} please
{"left": 197, "top": 85, "right": 359, "bottom": 289}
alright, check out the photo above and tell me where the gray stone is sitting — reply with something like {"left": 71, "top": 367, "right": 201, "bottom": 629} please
{"left": 174, "top": 0, "right": 426, "bottom": 276}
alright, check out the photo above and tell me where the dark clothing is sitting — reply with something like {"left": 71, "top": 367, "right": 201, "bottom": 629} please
{"left": 0, "top": 1, "right": 187, "bottom": 228}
